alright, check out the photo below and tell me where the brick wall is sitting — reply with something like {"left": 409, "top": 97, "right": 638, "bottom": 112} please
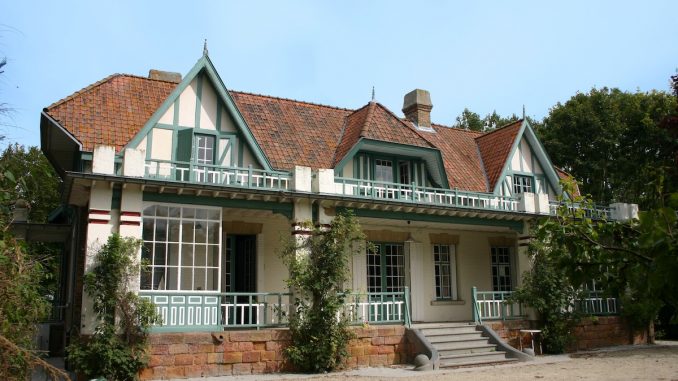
{"left": 140, "top": 325, "right": 412, "bottom": 380}
{"left": 487, "top": 316, "right": 646, "bottom": 353}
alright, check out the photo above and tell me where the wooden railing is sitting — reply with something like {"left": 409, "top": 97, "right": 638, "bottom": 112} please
{"left": 333, "top": 177, "right": 519, "bottom": 212}
{"left": 472, "top": 287, "right": 524, "bottom": 324}
{"left": 144, "top": 160, "right": 291, "bottom": 191}
{"left": 140, "top": 289, "right": 411, "bottom": 332}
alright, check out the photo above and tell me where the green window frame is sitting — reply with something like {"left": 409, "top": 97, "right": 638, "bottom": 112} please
{"left": 366, "top": 242, "right": 406, "bottom": 294}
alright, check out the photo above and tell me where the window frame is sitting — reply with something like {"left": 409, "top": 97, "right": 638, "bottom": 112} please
{"left": 366, "top": 242, "right": 406, "bottom": 294}
{"left": 141, "top": 203, "right": 222, "bottom": 292}
{"left": 512, "top": 174, "right": 533, "bottom": 194}
{"left": 490, "top": 246, "right": 513, "bottom": 292}
{"left": 433, "top": 244, "right": 457, "bottom": 300}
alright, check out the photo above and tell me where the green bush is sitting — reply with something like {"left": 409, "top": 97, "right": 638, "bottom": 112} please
{"left": 280, "top": 212, "right": 364, "bottom": 372}
{"left": 67, "top": 234, "right": 159, "bottom": 381}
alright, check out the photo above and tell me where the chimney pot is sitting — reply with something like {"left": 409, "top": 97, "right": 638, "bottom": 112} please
{"left": 403, "top": 89, "right": 433, "bottom": 129}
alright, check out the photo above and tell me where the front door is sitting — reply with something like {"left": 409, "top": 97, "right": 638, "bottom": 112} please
{"left": 223, "top": 235, "right": 257, "bottom": 324}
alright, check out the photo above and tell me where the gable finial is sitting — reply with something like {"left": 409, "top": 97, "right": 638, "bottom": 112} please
{"left": 522, "top": 104, "right": 525, "bottom": 119}
{"left": 371, "top": 86, "right": 375, "bottom": 102}
{"left": 203, "top": 39, "right": 209, "bottom": 56}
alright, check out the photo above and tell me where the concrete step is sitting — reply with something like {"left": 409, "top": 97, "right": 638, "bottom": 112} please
{"left": 439, "top": 356, "right": 518, "bottom": 369}
{"left": 420, "top": 326, "right": 479, "bottom": 336}
{"left": 437, "top": 344, "right": 497, "bottom": 356}
{"left": 412, "top": 322, "right": 475, "bottom": 329}
{"left": 426, "top": 332, "right": 485, "bottom": 342}
{"left": 438, "top": 351, "right": 508, "bottom": 366}
{"left": 432, "top": 339, "right": 494, "bottom": 350}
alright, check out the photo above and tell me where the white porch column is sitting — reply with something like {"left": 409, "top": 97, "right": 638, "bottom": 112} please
{"left": 406, "top": 240, "right": 424, "bottom": 322}
{"left": 517, "top": 192, "right": 536, "bottom": 213}
{"left": 119, "top": 184, "right": 144, "bottom": 292}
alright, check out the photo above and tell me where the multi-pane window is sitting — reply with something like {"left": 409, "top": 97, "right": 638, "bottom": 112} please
{"left": 196, "top": 135, "right": 215, "bottom": 165}
{"left": 141, "top": 205, "right": 221, "bottom": 291}
{"left": 399, "top": 161, "right": 411, "bottom": 185}
{"left": 374, "top": 159, "right": 394, "bottom": 183}
{"left": 367, "top": 243, "right": 405, "bottom": 294}
{"left": 513, "top": 175, "right": 533, "bottom": 194}
{"left": 434, "top": 244, "right": 457, "bottom": 300}
{"left": 491, "top": 247, "right": 513, "bottom": 292}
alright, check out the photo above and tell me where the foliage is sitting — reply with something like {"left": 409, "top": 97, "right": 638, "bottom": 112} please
{"left": 0, "top": 144, "right": 61, "bottom": 223}
{"left": 67, "top": 234, "right": 160, "bottom": 381}
{"left": 511, "top": 218, "right": 584, "bottom": 353}
{"left": 539, "top": 87, "right": 677, "bottom": 209}
{"left": 524, "top": 180, "right": 678, "bottom": 341}
{"left": 0, "top": 169, "right": 67, "bottom": 380}
{"left": 279, "top": 212, "right": 365, "bottom": 372}
{"left": 453, "top": 108, "right": 541, "bottom": 132}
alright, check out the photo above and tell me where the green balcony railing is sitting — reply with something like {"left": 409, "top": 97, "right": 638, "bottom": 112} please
{"left": 472, "top": 287, "right": 524, "bottom": 325}
{"left": 140, "top": 289, "right": 411, "bottom": 332}
{"left": 333, "top": 177, "right": 519, "bottom": 212}
{"left": 549, "top": 201, "right": 611, "bottom": 220}
{"left": 144, "top": 160, "right": 291, "bottom": 191}
{"left": 342, "top": 288, "right": 411, "bottom": 327}
{"left": 575, "top": 290, "right": 619, "bottom": 316}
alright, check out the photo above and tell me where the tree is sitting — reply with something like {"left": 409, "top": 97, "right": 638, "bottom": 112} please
{"left": 279, "top": 212, "right": 365, "bottom": 372}
{"left": 454, "top": 108, "right": 485, "bottom": 131}
{"left": 524, "top": 180, "right": 678, "bottom": 342}
{"left": 67, "top": 234, "right": 160, "bottom": 381}
{"left": 539, "top": 87, "right": 677, "bottom": 209}
{"left": 0, "top": 144, "right": 61, "bottom": 223}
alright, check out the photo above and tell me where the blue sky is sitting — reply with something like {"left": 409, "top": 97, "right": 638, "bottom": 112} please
{"left": 1, "top": 1, "right": 677, "bottom": 148}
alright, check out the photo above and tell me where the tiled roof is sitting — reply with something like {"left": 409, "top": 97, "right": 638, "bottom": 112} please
{"left": 333, "top": 102, "right": 434, "bottom": 165}
{"left": 475, "top": 120, "right": 523, "bottom": 191}
{"left": 555, "top": 167, "right": 580, "bottom": 196}
{"left": 420, "top": 125, "right": 488, "bottom": 192}
{"left": 44, "top": 73, "right": 529, "bottom": 193}
{"left": 45, "top": 74, "right": 177, "bottom": 152}
{"left": 229, "top": 91, "right": 352, "bottom": 171}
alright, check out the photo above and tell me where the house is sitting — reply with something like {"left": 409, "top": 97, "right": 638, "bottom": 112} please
{"left": 39, "top": 51, "right": 639, "bottom": 375}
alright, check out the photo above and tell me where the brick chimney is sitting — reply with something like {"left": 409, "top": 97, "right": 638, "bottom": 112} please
{"left": 402, "top": 89, "right": 433, "bottom": 129}
{"left": 148, "top": 69, "right": 182, "bottom": 83}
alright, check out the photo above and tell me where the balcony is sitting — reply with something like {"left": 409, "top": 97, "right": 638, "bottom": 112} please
{"left": 143, "top": 159, "right": 291, "bottom": 191}
{"left": 332, "top": 177, "right": 520, "bottom": 212}
{"left": 139, "top": 289, "right": 411, "bottom": 332}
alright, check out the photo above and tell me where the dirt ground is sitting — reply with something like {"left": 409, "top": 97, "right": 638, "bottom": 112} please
{"left": 300, "top": 345, "right": 678, "bottom": 381}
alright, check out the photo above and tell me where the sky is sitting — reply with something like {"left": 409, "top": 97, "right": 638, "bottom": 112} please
{"left": 1, "top": 1, "right": 677, "bottom": 148}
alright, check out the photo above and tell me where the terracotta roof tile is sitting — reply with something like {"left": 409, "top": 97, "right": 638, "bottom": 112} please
{"left": 229, "top": 91, "right": 352, "bottom": 171}
{"left": 419, "top": 125, "right": 488, "bottom": 192}
{"left": 44, "top": 74, "right": 530, "bottom": 194}
{"left": 45, "top": 74, "right": 177, "bottom": 152}
{"left": 475, "top": 120, "right": 523, "bottom": 191}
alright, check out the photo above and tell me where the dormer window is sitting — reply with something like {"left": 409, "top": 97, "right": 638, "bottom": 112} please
{"left": 513, "top": 175, "right": 533, "bottom": 194}
{"left": 196, "top": 134, "right": 215, "bottom": 165}
{"left": 375, "top": 159, "right": 393, "bottom": 183}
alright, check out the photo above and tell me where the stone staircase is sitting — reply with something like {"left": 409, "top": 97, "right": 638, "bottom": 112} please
{"left": 415, "top": 322, "right": 518, "bottom": 368}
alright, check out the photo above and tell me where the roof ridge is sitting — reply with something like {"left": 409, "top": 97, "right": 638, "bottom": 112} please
{"left": 431, "top": 123, "right": 485, "bottom": 135}
{"left": 475, "top": 119, "right": 523, "bottom": 140}
{"left": 229, "top": 90, "right": 354, "bottom": 112}
{"left": 45, "top": 73, "right": 179, "bottom": 111}
{"left": 361, "top": 102, "right": 378, "bottom": 137}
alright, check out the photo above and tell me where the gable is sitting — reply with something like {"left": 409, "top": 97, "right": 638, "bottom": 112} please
{"left": 126, "top": 55, "right": 271, "bottom": 171}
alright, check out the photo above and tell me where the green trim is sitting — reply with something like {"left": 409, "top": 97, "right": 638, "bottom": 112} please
{"left": 111, "top": 186, "right": 122, "bottom": 210}
{"left": 173, "top": 98, "right": 180, "bottom": 127}
{"left": 338, "top": 207, "right": 524, "bottom": 233}
{"left": 492, "top": 121, "right": 562, "bottom": 196}
{"left": 216, "top": 101, "right": 222, "bottom": 132}
{"left": 238, "top": 139, "right": 244, "bottom": 167}
{"left": 195, "top": 74, "right": 203, "bottom": 130}
{"left": 335, "top": 138, "right": 449, "bottom": 188}
{"left": 154, "top": 123, "right": 176, "bottom": 130}
{"left": 142, "top": 192, "right": 293, "bottom": 219}
{"left": 145, "top": 128, "right": 154, "bottom": 160}
{"left": 123, "top": 55, "right": 274, "bottom": 171}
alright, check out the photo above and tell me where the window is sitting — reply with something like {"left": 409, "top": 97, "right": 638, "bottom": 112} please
{"left": 491, "top": 247, "right": 513, "bottom": 292}
{"left": 367, "top": 243, "right": 405, "bottom": 294}
{"left": 141, "top": 205, "right": 221, "bottom": 291}
{"left": 399, "top": 161, "right": 411, "bottom": 185}
{"left": 513, "top": 175, "right": 533, "bottom": 194}
{"left": 434, "top": 244, "right": 457, "bottom": 299}
{"left": 196, "top": 135, "right": 215, "bottom": 165}
{"left": 374, "top": 159, "right": 393, "bottom": 183}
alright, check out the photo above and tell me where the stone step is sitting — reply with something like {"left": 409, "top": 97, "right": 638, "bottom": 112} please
{"left": 412, "top": 322, "right": 475, "bottom": 329}
{"left": 439, "top": 356, "right": 518, "bottom": 369}
{"left": 437, "top": 344, "right": 497, "bottom": 356}
{"left": 426, "top": 332, "right": 486, "bottom": 342}
{"left": 438, "top": 351, "right": 508, "bottom": 366}
{"left": 429, "top": 337, "right": 492, "bottom": 348}
{"left": 420, "top": 326, "right": 479, "bottom": 336}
